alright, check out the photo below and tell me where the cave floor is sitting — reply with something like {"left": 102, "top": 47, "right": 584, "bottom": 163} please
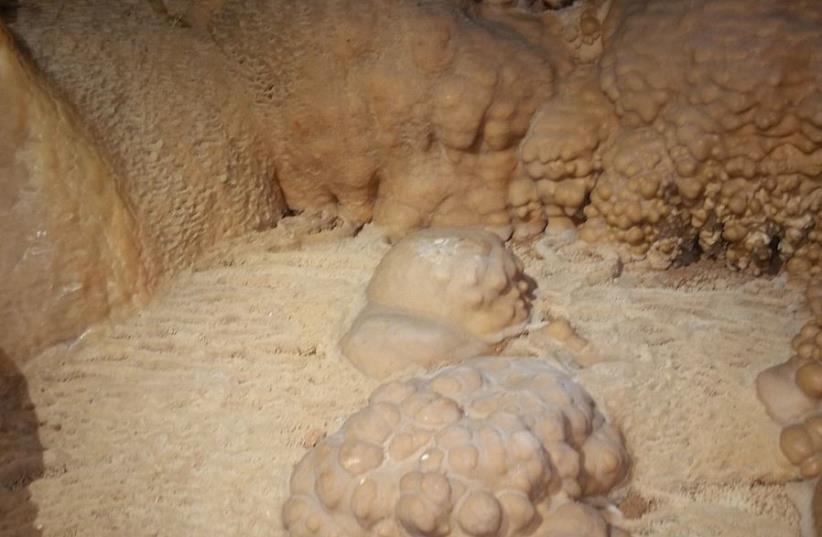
{"left": 11, "top": 220, "right": 812, "bottom": 536}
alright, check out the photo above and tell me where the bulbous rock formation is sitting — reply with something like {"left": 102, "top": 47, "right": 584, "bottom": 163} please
{"left": 515, "top": 70, "right": 615, "bottom": 236}
{"left": 757, "top": 282, "right": 822, "bottom": 476}
{"left": 582, "top": 0, "right": 822, "bottom": 276}
{"left": 283, "top": 357, "right": 629, "bottom": 537}
{"left": 340, "top": 229, "right": 532, "bottom": 379}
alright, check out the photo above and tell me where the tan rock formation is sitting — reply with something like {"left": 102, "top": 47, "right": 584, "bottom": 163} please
{"left": 7, "top": 1, "right": 286, "bottom": 281}
{"left": 340, "top": 228, "right": 532, "bottom": 379}
{"left": 0, "top": 23, "right": 145, "bottom": 363}
{"left": 759, "top": 282, "right": 822, "bottom": 477}
{"left": 284, "top": 357, "right": 629, "bottom": 537}
{"left": 584, "top": 0, "right": 822, "bottom": 276}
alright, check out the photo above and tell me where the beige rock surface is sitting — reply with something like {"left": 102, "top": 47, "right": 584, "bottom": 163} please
{"left": 9, "top": 0, "right": 558, "bottom": 240}
{"left": 0, "top": 222, "right": 808, "bottom": 537}
{"left": 7, "top": 1, "right": 286, "bottom": 281}
{"left": 0, "top": 23, "right": 146, "bottom": 364}
{"left": 0, "top": 349, "right": 42, "bottom": 536}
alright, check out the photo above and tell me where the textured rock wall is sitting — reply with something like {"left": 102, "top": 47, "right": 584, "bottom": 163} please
{"left": 14, "top": 0, "right": 818, "bottom": 275}
{"left": 3, "top": 0, "right": 820, "bottom": 353}
{"left": 584, "top": 0, "right": 822, "bottom": 276}
{"left": 7, "top": 0, "right": 287, "bottom": 282}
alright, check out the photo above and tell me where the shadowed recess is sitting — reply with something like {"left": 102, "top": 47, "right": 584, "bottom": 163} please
{"left": 0, "top": 348, "right": 44, "bottom": 537}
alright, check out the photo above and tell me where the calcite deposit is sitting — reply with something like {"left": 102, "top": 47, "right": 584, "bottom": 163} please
{"left": 759, "top": 282, "right": 822, "bottom": 477}
{"left": 340, "top": 229, "right": 531, "bottom": 379}
{"left": 283, "top": 357, "right": 629, "bottom": 537}
{"left": 584, "top": 0, "right": 822, "bottom": 276}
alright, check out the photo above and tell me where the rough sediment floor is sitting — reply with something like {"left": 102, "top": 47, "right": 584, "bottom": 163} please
{"left": 3, "top": 222, "right": 811, "bottom": 537}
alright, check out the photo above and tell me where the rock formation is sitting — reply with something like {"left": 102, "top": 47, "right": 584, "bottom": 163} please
{"left": 0, "top": 22, "right": 146, "bottom": 361}
{"left": 340, "top": 229, "right": 532, "bottom": 379}
{"left": 284, "top": 357, "right": 629, "bottom": 537}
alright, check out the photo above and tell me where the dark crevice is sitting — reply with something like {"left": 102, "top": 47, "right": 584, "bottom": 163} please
{"left": 673, "top": 234, "right": 702, "bottom": 268}
{"left": 0, "top": 1, "right": 19, "bottom": 24}
{"left": 571, "top": 190, "right": 593, "bottom": 226}
{"left": 763, "top": 234, "right": 784, "bottom": 276}
{"left": 472, "top": 0, "right": 579, "bottom": 11}
{"left": 2, "top": 11, "right": 40, "bottom": 68}
{"left": 0, "top": 348, "right": 44, "bottom": 537}
{"left": 144, "top": 0, "right": 190, "bottom": 28}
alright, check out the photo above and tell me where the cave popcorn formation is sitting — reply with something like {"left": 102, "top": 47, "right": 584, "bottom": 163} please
{"left": 340, "top": 229, "right": 532, "bottom": 379}
{"left": 283, "top": 357, "right": 629, "bottom": 537}
{"left": 758, "top": 282, "right": 822, "bottom": 479}
{"left": 582, "top": 0, "right": 822, "bottom": 275}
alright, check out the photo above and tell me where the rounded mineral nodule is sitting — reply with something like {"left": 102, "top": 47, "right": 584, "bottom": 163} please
{"left": 283, "top": 357, "right": 629, "bottom": 537}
